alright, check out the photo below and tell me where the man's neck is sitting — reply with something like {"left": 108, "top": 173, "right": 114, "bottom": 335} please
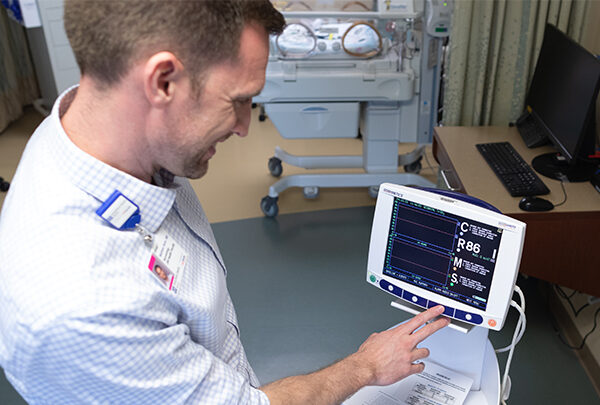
{"left": 60, "top": 78, "right": 154, "bottom": 183}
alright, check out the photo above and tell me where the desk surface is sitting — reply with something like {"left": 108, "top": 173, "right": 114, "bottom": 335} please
{"left": 433, "top": 126, "right": 600, "bottom": 215}
{"left": 433, "top": 126, "right": 600, "bottom": 296}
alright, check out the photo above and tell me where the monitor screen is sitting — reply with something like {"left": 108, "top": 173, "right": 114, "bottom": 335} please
{"left": 367, "top": 184, "right": 526, "bottom": 331}
{"left": 382, "top": 197, "right": 503, "bottom": 311}
{"left": 526, "top": 24, "right": 600, "bottom": 162}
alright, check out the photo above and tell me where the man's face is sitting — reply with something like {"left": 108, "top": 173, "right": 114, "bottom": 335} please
{"left": 155, "top": 265, "right": 167, "bottom": 281}
{"left": 156, "top": 23, "right": 270, "bottom": 179}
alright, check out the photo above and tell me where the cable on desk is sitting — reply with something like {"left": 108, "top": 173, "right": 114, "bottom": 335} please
{"left": 552, "top": 180, "right": 568, "bottom": 207}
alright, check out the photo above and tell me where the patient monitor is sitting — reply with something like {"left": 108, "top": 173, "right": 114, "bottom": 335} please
{"left": 366, "top": 184, "right": 527, "bottom": 402}
{"left": 367, "top": 184, "right": 526, "bottom": 332}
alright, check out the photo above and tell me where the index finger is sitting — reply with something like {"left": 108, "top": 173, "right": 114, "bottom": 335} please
{"left": 410, "top": 317, "right": 450, "bottom": 343}
{"left": 401, "top": 305, "right": 445, "bottom": 334}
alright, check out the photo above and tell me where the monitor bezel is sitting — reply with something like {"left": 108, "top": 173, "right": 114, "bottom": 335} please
{"left": 367, "top": 184, "right": 526, "bottom": 331}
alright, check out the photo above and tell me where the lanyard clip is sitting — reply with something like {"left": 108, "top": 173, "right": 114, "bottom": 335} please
{"left": 135, "top": 223, "right": 153, "bottom": 245}
{"left": 96, "top": 190, "right": 154, "bottom": 245}
{"left": 96, "top": 190, "right": 141, "bottom": 230}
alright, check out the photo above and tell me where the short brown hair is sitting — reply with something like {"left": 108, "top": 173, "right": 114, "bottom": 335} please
{"left": 64, "top": 0, "right": 284, "bottom": 88}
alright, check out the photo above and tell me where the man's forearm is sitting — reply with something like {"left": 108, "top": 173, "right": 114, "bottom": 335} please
{"left": 260, "top": 352, "right": 373, "bottom": 405}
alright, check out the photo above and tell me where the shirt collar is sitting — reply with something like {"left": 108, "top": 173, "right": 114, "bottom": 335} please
{"left": 50, "top": 86, "right": 176, "bottom": 233}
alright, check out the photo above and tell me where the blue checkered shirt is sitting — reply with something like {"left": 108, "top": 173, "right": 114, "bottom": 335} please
{"left": 0, "top": 88, "right": 269, "bottom": 404}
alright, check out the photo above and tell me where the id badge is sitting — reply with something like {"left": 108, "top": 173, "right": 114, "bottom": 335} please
{"left": 147, "top": 228, "right": 187, "bottom": 293}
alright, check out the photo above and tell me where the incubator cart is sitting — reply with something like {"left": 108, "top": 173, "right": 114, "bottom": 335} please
{"left": 255, "top": 0, "right": 453, "bottom": 217}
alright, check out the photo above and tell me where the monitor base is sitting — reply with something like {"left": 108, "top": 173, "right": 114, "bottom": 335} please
{"left": 532, "top": 152, "right": 597, "bottom": 182}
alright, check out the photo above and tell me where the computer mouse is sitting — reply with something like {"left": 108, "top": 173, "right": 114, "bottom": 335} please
{"left": 518, "top": 196, "right": 554, "bottom": 212}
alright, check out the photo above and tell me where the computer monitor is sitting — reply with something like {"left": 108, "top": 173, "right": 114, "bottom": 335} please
{"left": 526, "top": 24, "right": 600, "bottom": 182}
{"left": 366, "top": 184, "right": 526, "bottom": 331}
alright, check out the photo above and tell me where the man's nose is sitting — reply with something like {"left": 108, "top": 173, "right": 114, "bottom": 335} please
{"left": 232, "top": 103, "right": 252, "bottom": 137}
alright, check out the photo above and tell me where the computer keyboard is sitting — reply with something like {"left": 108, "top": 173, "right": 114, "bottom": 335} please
{"left": 476, "top": 142, "right": 550, "bottom": 197}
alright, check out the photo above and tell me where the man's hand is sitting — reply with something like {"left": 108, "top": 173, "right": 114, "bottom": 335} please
{"left": 352, "top": 305, "right": 450, "bottom": 386}
{"left": 261, "top": 305, "right": 450, "bottom": 405}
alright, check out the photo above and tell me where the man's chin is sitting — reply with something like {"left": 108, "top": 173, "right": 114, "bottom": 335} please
{"left": 185, "top": 162, "right": 209, "bottom": 180}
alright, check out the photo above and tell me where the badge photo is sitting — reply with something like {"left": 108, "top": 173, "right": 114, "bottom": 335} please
{"left": 148, "top": 255, "right": 175, "bottom": 291}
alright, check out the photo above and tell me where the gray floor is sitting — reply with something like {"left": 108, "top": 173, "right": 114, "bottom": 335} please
{"left": 221, "top": 207, "right": 599, "bottom": 404}
{"left": 1, "top": 206, "right": 598, "bottom": 404}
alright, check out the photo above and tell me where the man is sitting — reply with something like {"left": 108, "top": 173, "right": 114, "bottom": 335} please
{"left": 0, "top": 1, "right": 449, "bottom": 403}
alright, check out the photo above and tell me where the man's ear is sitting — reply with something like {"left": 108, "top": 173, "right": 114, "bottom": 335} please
{"left": 143, "top": 52, "right": 185, "bottom": 107}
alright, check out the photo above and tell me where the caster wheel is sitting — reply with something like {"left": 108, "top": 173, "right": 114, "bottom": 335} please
{"left": 368, "top": 185, "right": 379, "bottom": 198}
{"left": 259, "top": 114, "right": 267, "bottom": 122}
{"left": 303, "top": 186, "right": 319, "bottom": 199}
{"left": 268, "top": 157, "right": 283, "bottom": 177}
{"left": 261, "top": 196, "right": 279, "bottom": 217}
{"left": 0, "top": 177, "right": 9, "bottom": 192}
{"left": 404, "top": 156, "right": 423, "bottom": 174}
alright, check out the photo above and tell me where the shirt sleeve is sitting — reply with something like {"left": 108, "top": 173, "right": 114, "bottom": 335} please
{"left": 21, "top": 312, "right": 270, "bottom": 405}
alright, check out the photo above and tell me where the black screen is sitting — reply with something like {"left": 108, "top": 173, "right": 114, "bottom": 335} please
{"left": 383, "top": 198, "right": 503, "bottom": 310}
{"left": 526, "top": 24, "right": 600, "bottom": 161}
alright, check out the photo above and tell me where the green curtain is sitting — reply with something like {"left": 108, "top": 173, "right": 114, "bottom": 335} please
{"left": 0, "top": 6, "right": 39, "bottom": 133}
{"left": 442, "top": 0, "right": 591, "bottom": 127}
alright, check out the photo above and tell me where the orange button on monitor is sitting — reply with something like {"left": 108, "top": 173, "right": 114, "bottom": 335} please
{"left": 488, "top": 319, "right": 497, "bottom": 327}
